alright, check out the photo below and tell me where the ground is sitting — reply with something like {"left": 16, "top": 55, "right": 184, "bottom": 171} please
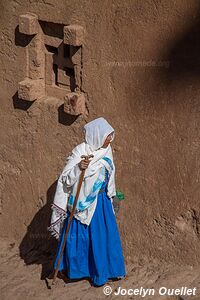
{"left": 0, "top": 238, "right": 200, "bottom": 300}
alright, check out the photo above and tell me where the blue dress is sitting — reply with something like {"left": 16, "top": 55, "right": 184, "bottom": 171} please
{"left": 53, "top": 168, "right": 126, "bottom": 286}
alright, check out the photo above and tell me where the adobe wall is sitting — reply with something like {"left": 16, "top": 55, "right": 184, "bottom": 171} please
{"left": 1, "top": 0, "right": 200, "bottom": 266}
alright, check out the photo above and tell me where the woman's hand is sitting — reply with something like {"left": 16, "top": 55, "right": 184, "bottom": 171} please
{"left": 78, "top": 159, "right": 91, "bottom": 170}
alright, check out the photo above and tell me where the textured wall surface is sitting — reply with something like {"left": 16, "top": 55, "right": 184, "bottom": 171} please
{"left": 1, "top": 0, "right": 200, "bottom": 266}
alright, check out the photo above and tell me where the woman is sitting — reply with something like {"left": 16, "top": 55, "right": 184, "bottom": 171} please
{"left": 47, "top": 117, "right": 126, "bottom": 286}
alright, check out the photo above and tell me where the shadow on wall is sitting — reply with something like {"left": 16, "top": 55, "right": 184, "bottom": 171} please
{"left": 19, "top": 180, "right": 59, "bottom": 280}
{"left": 163, "top": 9, "right": 200, "bottom": 84}
{"left": 18, "top": 180, "right": 93, "bottom": 287}
{"left": 12, "top": 91, "right": 34, "bottom": 111}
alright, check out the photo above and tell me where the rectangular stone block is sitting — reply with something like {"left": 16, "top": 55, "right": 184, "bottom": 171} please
{"left": 64, "top": 25, "right": 85, "bottom": 46}
{"left": 57, "top": 68, "right": 71, "bottom": 87}
{"left": 18, "top": 78, "right": 45, "bottom": 101}
{"left": 45, "top": 52, "right": 54, "bottom": 85}
{"left": 28, "top": 35, "right": 45, "bottom": 79}
{"left": 74, "top": 65, "right": 81, "bottom": 89}
{"left": 64, "top": 92, "right": 86, "bottom": 115}
{"left": 44, "top": 35, "right": 62, "bottom": 48}
{"left": 19, "top": 13, "right": 39, "bottom": 35}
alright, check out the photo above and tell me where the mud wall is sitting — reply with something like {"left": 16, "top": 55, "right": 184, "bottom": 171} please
{"left": 1, "top": 0, "right": 200, "bottom": 266}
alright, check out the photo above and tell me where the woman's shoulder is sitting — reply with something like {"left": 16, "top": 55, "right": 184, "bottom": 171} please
{"left": 70, "top": 141, "right": 89, "bottom": 156}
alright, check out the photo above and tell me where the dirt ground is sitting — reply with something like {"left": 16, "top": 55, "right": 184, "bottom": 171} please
{"left": 1, "top": 237, "right": 200, "bottom": 300}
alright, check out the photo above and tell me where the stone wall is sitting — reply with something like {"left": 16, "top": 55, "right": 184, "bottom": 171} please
{"left": 1, "top": 0, "right": 200, "bottom": 265}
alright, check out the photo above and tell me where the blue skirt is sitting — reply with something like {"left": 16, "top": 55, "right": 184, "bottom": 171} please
{"left": 53, "top": 179, "right": 126, "bottom": 286}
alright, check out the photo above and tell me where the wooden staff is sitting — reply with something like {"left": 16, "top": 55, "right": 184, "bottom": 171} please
{"left": 51, "top": 154, "right": 94, "bottom": 286}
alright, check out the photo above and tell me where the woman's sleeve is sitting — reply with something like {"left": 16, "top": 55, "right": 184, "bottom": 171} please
{"left": 61, "top": 163, "right": 82, "bottom": 187}
{"left": 59, "top": 146, "right": 82, "bottom": 187}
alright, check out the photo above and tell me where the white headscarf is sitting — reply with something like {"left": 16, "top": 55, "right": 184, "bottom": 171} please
{"left": 83, "top": 117, "right": 115, "bottom": 151}
{"left": 47, "top": 117, "right": 116, "bottom": 239}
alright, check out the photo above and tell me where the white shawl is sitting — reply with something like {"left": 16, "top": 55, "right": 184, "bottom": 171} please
{"left": 47, "top": 117, "right": 116, "bottom": 239}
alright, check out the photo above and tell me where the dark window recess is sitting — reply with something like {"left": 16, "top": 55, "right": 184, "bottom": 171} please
{"left": 39, "top": 21, "right": 64, "bottom": 40}
{"left": 64, "top": 67, "right": 75, "bottom": 77}
{"left": 45, "top": 44, "right": 58, "bottom": 54}
{"left": 64, "top": 44, "right": 70, "bottom": 58}
{"left": 53, "top": 64, "right": 58, "bottom": 85}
